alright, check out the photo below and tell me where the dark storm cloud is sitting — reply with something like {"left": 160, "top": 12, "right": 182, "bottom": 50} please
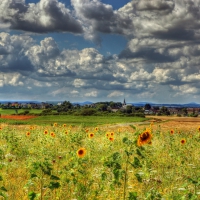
{"left": 136, "top": 0, "right": 175, "bottom": 13}
{"left": 0, "top": 0, "right": 83, "bottom": 34}
{"left": 71, "top": 0, "right": 133, "bottom": 43}
{"left": 118, "top": 48, "right": 176, "bottom": 63}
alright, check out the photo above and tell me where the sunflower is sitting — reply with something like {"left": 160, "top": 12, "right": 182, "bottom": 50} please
{"left": 180, "top": 139, "right": 186, "bottom": 145}
{"left": 88, "top": 132, "right": 94, "bottom": 138}
{"left": 53, "top": 123, "right": 58, "bottom": 127}
{"left": 106, "top": 132, "right": 110, "bottom": 137}
{"left": 85, "top": 129, "right": 89, "bottom": 133}
{"left": 65, "top": 130, "right": 68, "bottom": 135}
{"left": 26, "top": 132, "right": 31, "bottom": 137}
{"left": 198, "top": 126, "right": 200, "bottom": 132}
{"left": 110, "top": 132, "right": 114, "bottom": 137}
{"left": 109, "top": 137, "right": 114, "bottom": 141}
{"left": 50, "top": 132, "right": 56, "bottom": 137}
{"left": 94, "top": 127, "right": 98, "bottom": 131}
{"left": 63, "top": 124, "right": 67, "bottom": 127}
{"left": 44, "top": 130, "right": 48, "bottom": 135}
{"left": 0, "top": 127, "right": 2, "bottom": 130}
{"left": 170, "top": 129, "right": 174, "bottom": 135}
{"left": 137, "top": 130, "right": 152, "bottom": 146}
{"left": 77, "top": 148, "right": 86, "bottom": 158}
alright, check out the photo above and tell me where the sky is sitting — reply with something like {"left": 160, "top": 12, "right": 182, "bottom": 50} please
{"left": 0, "top": 0, "right": 200, "bottom": 103}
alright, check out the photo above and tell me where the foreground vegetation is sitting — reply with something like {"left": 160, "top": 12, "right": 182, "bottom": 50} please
{"left": 0, "top": 121, "right": 199, "bottom": 199}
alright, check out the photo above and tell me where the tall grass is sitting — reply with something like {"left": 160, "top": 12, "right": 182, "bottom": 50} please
{"left": 0, "top": 122, "right": 199, "bottom": 199}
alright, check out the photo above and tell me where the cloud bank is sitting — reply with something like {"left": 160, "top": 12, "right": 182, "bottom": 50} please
{"left": 0, "top": 0, "right": 200, "bottom": 103}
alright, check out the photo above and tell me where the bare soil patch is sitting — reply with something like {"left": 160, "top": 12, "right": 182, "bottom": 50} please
{"left": 141, "top": 116, "right": 200, "bottom": 132}
{"left": 106, "top": 116, "right": 200, "bottom": 133}
{"left": 0, "top": 115, "right": 37, "bottom": 120}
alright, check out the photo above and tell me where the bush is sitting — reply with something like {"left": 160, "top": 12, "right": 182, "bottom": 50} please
{"left": 189, "top": 113, "right": 198, "bottom": 117}
{"left": 80, "top": 108, "right": 97, "bottom": 116}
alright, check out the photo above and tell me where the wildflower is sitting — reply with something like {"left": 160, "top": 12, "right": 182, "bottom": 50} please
{"left": 44, "top": 130, "right": 48, "bottom": 135}
{"left": 50, "top": 132, "right": 55, "bottom": 137}
{"left": 106, "top": 132, "right": 110, "bottom": 137}
{"left": 137, "top": 130, "right": 152, "bottom": 146}
{"left": 53, "top": 123, "right": 58, "bottom": 127}
{"left": 65, "top": 130, "right": 68, "bottom": 135}
{"left": 170, "top": 129, "right": 174, "bottom": 135}
{"left": 109, "top": 137, "right": 114, "bottom": 141}
{"left": 180, "top": 139, "right": 186, "bottom": 145}
{"left": 88, "top": 132, "right": 94, "bottom": 138}
{"left": 63, "top": 124, "right": 67, "bottom": 127}
{"left": 94, "top": 127, "right": 98, "bottom": 131}
{"left": 110, "top": 132, "right": 114, "bottom": 137}
{"left": 77, "top": 148, "right": 86, "bottom": 158}
{"left": 26, "top": 132, "right": 31, "bottom": 136}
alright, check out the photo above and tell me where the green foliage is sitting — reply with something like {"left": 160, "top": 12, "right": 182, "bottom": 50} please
{"left": 128, "top": 192, "right": 138, "bottom": 200}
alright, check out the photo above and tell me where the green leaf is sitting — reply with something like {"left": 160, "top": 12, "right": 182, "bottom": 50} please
{"left": 136, "top": 149, "right": 144, "bottom": 158}
{"left": 101, "top": 172, "right": 107, "bottom": 181}
{"left": 112, "top": 152, "right": 121, "bottom": 161}
{"left": 0, "top": 176, "right": 3, "bottom": 181}
{"left": 0, "top": 186, "right": 7, "bottom": 192}
{"left": 135, "top": 173, "right": 142, "bottom": 183}
{"left": 129, "top": 192, "right": 138, "bottom": 200}
{"left": 30, "top": 174, "right": 37, "bottom": 179}
{"left": 0, "top": 192, "right": 8, "bottom": 200}
{"left": 48, "top": 182, "right": 60, "bottom": 190}
{"left": 50, "top": 175, "right": 60, "bottom": 180}
{"left": 28, "top": 192, "right": 37, "bottom": 200}
{"left": 130, "top": 157, "right": 142, "bottom": 168}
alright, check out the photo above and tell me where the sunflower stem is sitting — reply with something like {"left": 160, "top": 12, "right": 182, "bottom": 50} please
{"left": 123, "top": 154, "right": 129, "bottom": 200}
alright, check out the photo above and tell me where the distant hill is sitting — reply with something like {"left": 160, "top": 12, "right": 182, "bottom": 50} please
{"left": 72, "top": 101, "right": 93, "bottom": 106}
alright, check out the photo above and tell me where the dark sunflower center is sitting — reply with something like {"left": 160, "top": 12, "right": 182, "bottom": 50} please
{"left": 140, "top": 132, "right": 150, "bottom": 141}
{"left": 79, "top": 150, "right": 84, "bottom": 155}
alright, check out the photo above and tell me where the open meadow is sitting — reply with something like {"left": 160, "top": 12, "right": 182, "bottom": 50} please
{"left": 0, "top": 115, "right": 199, "bottom": 199}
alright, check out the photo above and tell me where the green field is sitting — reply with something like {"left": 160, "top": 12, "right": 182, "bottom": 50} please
{"left": 0, "top": 114, "right": 147, "bottom": 126}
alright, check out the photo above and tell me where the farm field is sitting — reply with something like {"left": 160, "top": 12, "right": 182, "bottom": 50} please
{"left": 0, "top": 116, "right": 199, "bottom": 199}
{"left": 0, "top": 114, "right": 147, "bottom": 127}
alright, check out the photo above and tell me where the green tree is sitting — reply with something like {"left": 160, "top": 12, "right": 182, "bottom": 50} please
{"left": 144, "top": 104, "right": 151, "bottom": 110}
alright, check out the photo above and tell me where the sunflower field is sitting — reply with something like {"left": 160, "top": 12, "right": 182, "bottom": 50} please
{"left": 0, "top": 122, "right": 199, "bottom": 200}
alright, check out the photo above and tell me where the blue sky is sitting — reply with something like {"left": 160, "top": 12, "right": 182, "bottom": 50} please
{"left": 1, "top": 0, "right": 200, "bottom": 103}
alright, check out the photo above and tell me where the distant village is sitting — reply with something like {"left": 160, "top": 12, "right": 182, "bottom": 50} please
{"left": 0, "top": 99, "right": 200, "bottom": 116}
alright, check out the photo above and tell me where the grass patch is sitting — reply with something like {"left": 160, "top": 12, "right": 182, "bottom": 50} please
{"left": 0, "top": 115, "right": 147, "bottom": 126}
